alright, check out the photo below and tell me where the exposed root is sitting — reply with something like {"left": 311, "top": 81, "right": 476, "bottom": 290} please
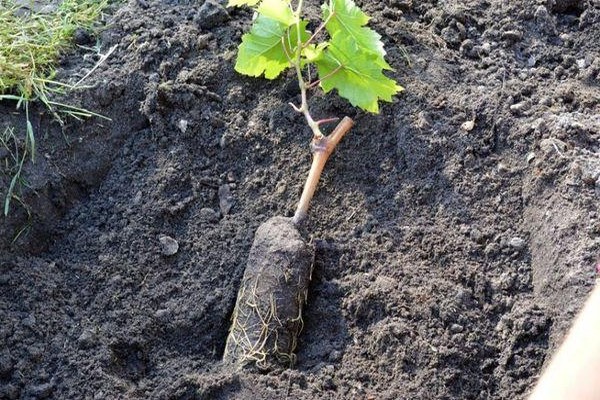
{"left": 224, "top": 274, "right": 304, "bottom": 369}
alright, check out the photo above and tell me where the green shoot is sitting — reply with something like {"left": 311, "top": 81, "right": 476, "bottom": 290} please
{"left": 228, "top": 0, "right": 403, "bottom": 223}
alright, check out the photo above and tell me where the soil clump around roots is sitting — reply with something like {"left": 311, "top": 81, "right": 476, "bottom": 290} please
{"left": 1, "top": 0, "right": 599, "bottom": 398}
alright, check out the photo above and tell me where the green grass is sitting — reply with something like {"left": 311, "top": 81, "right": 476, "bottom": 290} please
{"left": 0, "top": 0, "right": 109, "bottom": 102}
{"left": 0, "top": 0, "right": 111, "bottom": 216}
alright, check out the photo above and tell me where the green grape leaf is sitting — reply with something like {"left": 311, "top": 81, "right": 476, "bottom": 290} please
{"left": 235, "top": 16, "right": 309, "bottom": 79}
{"left": 322, "top": 0, "right": 391, "bottom": 69}
{"left": 302, "top": 42, "right": 328, "bottom": 63}
{"left": 314, "top": 33, "right": 402, "bottom": 113}
{"left": 227, "top": 0, "right": 260, "bottom": 7}
{"left": 257, "top": 0, "right": 295, "bottom": 26}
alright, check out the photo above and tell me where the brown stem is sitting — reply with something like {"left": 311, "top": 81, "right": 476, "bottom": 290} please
{"left": 293, "top": 116, "right": 354, "bottom": 224}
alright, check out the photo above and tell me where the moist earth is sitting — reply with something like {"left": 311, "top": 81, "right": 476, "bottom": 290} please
{"left": 1, "top": 0, "right": 599, "bottom": 399}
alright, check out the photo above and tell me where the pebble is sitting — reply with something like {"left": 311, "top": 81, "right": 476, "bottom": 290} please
{"left": 461, "top": 120, "right": 475, "bottom": 131}
{"left": 450, "top": 323, "right": 464, "bottom": 333}
{"left": 159, "top": 235, "right": 179, "bottom": 256}
{"left": 502, "top": 30, "right": 522, "bottom": 42}
{"left": 509, "top": 102, "right": 529, "bottom": 115}
{"left": 275, "top": 182, "right": 287, "bottom": 195}
{"left": 218, "top": 184, "right": 233, "bottom": 215}
{"left": 178, "top": 119, "right": 189, "bottom": 134}
{"left": 497, "top": 162, "right": 511, "bottom": 173}
{"left": 480, "top": 42, "right": 491, "bottom": 55}
{"left": 195, "top": 0, "right": 229, "bottom": 29}
{"left": 509, "top": 237, "right": 526, "bottom": 250}
{"left": 77, "top": 329, "right": 97, "bottom": 349}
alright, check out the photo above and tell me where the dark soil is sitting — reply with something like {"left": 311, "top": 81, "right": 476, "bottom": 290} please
{"left": 1, "top": 0, "right": 599, "bottom": 399}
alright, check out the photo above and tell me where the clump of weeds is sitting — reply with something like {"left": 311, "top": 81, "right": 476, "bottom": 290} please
{"left": 0, "top": 0, "right": 112, "bottom": 215}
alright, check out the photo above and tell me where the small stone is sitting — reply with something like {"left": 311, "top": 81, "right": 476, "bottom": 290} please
{"left": 450, "top": 323, "right": 464, "bottom": 333}
{"left": 195, "top": 0, "right": 229, "bottom": 29}
{"left": 218, "top": 184, "right": 234, "bottom": 215}
{"left": 510, "top": 102, "right": 530, "bottom": 116}
{"left": 526, "top": 152, "right": 536, "bottom": 163}
{"left": 77, "top": 329, "right": 97, "bottom": 349}
{"left": 480, "top": 42, "right": 491, "bottom": 55}
{"left": 509, "top": 237, "right": 526, "bottom": 250}
{"left": 502, "top": 30, "right": 522, "bottom": 42}
{"left": 275, "top": 182, "right": 287, "bottom": 195}
{"left": 178, "top": 119, "right": 189, "bottom": 134}
{"left": 461, "top": 120, "right": 475, "bottom": 131}
{"left": 497, "top": 162, "right": 511, "bottom": 173}
{"left": 159, "top": 235, "right": 179, "bottom": 256}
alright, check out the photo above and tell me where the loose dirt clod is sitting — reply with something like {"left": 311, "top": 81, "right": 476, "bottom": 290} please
{"left": 223, "top": 216, "right": 313, "bottom": 370}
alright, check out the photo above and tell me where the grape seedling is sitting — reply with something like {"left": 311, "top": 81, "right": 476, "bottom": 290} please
{"left": 223, "top": 0, "right": 402, "bottom": 369}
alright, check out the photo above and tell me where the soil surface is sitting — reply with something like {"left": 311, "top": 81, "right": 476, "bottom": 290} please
{"left": 1, "top": 0, "right": 599, "bottom": 399}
